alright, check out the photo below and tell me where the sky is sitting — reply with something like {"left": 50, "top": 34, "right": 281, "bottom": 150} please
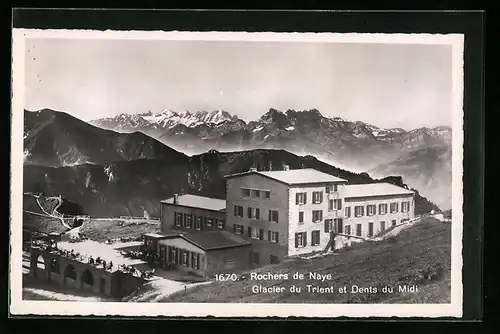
{"left": 24, "top": 38, "right": 453, "bottom": 129}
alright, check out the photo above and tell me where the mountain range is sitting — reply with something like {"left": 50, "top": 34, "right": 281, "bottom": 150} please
{"left": 22, "top": 109, "right": 441, "bottom": 217}
{"left": 90, "top": 108, "right": 452, "bottom": 173}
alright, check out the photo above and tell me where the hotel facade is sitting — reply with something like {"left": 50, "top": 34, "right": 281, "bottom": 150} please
{"left": 225, "top": 167, "right": 415, "bottom": 265}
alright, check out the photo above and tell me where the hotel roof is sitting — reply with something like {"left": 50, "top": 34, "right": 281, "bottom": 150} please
{"left": 160, "top": 194, "right": 226, "bottom": 212}
{"left": 225, "top": 168, "right": 347, "bottom": 185}
{"left": 158, "top": 230, "right": 251, "bottom": 251}
{"left": 343, "top": 183, "right": 414, "bottom": 198}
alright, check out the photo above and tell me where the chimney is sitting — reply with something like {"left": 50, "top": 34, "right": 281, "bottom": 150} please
{"left": 173, "top": 194, "right": 179, "bottom": 205}
{"left": 249, "top": 167, "right": 257, "bottom": 172}
{"left": 283, "top": 165, "right": 290, "bottom": 171}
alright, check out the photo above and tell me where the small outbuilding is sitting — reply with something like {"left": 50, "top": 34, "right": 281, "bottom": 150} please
{"left": 155, "top": 230, "right": 252, "bottom": 278}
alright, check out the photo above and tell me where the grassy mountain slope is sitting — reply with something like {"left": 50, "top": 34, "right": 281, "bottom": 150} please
{"left": 163, "top": 218, "right": 451, "bottom": 303}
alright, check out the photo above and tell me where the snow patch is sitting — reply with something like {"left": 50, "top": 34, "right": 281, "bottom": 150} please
{"left": 252, "top": 126, "right": 264, "bottom": 132}
{"left": 285, "top": 126, "right": 295, "bottom": 131}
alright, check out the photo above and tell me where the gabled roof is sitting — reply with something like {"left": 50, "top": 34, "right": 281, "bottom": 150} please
{"left": 225, "top": 168, "right": 347, "bottom": 185}
{"left": 161, "top": 194, "right": 226, "bottom": 212}
{"left": 343, "top": 183, "right": 414, "bottom": 198}
{"left": 158, "top": 230, "right": 251, "bottom": 251}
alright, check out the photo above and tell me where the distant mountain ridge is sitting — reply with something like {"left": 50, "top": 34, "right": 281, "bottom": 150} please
{"left": 23, "top": 109, "right": 187, "bottom": 167}
{"left": 90, "top": 108, "right": 452, "bottom": 171}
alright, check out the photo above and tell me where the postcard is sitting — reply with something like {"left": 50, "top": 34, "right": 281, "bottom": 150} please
{"left": 10, "top": 28, "right": 464, "bottom": 317}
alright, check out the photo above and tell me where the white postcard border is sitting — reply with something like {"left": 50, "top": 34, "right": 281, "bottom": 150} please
{"left": 10, "top": 29, "right": 464, "bottom": 318}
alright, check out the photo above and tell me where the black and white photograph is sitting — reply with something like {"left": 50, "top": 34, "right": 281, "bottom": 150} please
{"left": 10, "top": 29, "right": 464, "bottom": 317}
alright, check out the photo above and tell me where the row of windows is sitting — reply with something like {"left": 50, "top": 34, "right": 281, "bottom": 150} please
{"left": 294, "top": 218, "right": 411, "bottom": 247}
{"left": 233, "top": 224, "right": 280, "bottom": 243}
{"left": 159, "top": 244, "right": 202, "bottom": 270}
{"left": 295, "top": 191, "right": 341, "bottom": 205}
{"left": 234, "top": 205, "right": 279, "bottom": 223}
{"left": 241, "top": 188, "right": 271, "bottom": 199}
{"left": 174, "top": 212, "right": 225, "bottom": 230}
{"left": 346, "top": 201, "right": 410, "bottom": 218}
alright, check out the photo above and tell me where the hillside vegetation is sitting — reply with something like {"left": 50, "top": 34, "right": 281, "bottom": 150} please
{"left": 164, "top": 218, "right": 451, "bottom": 304}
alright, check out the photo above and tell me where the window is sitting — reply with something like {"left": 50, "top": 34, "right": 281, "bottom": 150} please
{"left": 312, "top": 191, "right": 323, "bottom": 204}
{"left": 270, "top": 255, "right": 280, "bottom": 264}
{"left": 206, "top": 217, "right": 214, "bottom": 227}
{"left": 401, "top": 201, "right": 410, "bottom": 212}
{"left": 296, "top": 192, "right": 307, "bottom": 205}
{"left": 174, "top": 212, "right": 183, "bottom": 226}
{"left": 268, "top": 210, "right": 279, "bottom": 223}
{"left": 381, "top": 221, "right": 386, "bottom": 231}
{"left": 345, "top": 225, "right": 351, "bottom": 235}
{"left": 182, "top": 251, "right": 188, "bottom": 266}
{"left": 252, "top": 190, "right": 261, "bottom": 198}
{"left": 195, "top": 216, "right": 202, "bottom": 230}
{"left": 252, "top": 252, "right": 260, "bottom": 264}
{"left": 390, "top": 203, "right": 399, "bottom": 213}
{"left": 345, "top": 207, "right": 351, "bottom": 218}
{"left": 299, "top": 211, "right": 304, "bottom": 224}
{"left": 233, "top": 224, "right": 245, "bottom": 234}
{"left": 185, "top": 214, "right": 193, "bottom": 228}
{"left": 312, "top": 210, "right": 323, "bottom": 222}
{"left": 217, "top": 219, "right": 225, "bottom": 229}
{"left": 249, "top": 227, "right": 263, "bottom": 240}
{"left": 295, "top": 232, "right": 307, "bottom": 248}
{"left": 334, "top": 218, "right": 344, "bottom": 233}
{"left": 224, "top": 256, "right": 235, "bottom": 264}
{"left": 334, "top": 184, "right": 338, "bottom": 192}
{"left": 354, "top": 206, "right": 364, "bottom": 217}
{"left": 367, "top": 204, "right": 376, "bottom": 216}
{"left": 324, "top": 219, "right": 333, "bottom": 233}
{"left": 242, "top": 188, "right": 250, "bottom": 197}
{"left": 269, "top": 231, "right": 279, "bottom": 243}
{"left": 192, "top": 253, "right": 199, "bottom": 269}
{"left": 264, "top": 191, "right": 271, "bottom": 199}
{"left": 379, "top": 203, "right": 388, "bottom": 215}
{"left": 392, "top": 219, "right": 397, "bottom": 227}
{"left": 368, "top": 222, "right": 374, "bottom": 237}
{"left": 247, "top": 207, "right": 259, "bottom": 219}
{"left": 329, "top": 199, "right": 334, "bottom": 211}
{"left": 334, "top": 199, "right": 343, "bottom": 210}
{"left": 311, "top": 230, "right": 321, "bottom": 246}
{"left": 326, "top": 184, "right": 333, "bottom": 193}
{"left": 356, "top": 224, "right": 362, "bottom": 236}
{"left": 234, "top": 205, "right": 243, "bottom": 217}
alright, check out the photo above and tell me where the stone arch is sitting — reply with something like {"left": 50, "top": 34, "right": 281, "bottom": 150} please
{"left": 36, "top": 254, "right": 45, "bottom": 269}
{"left": 81, "top": 269, "right": 94, "bottom": 286}
{"left": 63, "top": 263, "right": 77, "bottom": 281}
{"left": 49, "top": 258, "right": 60, "bottom": 274}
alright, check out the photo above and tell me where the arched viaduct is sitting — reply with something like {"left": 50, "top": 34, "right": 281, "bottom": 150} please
{"left": 30, "top": 247, "right": 145, "bottom": 299}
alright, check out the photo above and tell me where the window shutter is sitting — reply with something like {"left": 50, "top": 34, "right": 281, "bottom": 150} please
{"left": 247, "top": 227, "right": 252, "bottom": 237}
{"left": 325, "top": 185, "right": 330, "bottom": 193}
{"left": 319, "top": 210, "right": 323, "bottom": 221}
{"left": 320, "top": 192, "right": 323, "bottom": 203}
{"left": 233, "top": 224, "right": 236, "bottom": 233}
{"left": 324, "top": 221, "right": 329, "bottom": 233}
{"left": 295, "top": 234, "right": 299, "bottom": 248}
{"left": 275, "top": 211, "right": 279, "bottom": 223}
{"left": 268, "top": 210, "right": 272, "bottom": 221}
{"left": 259, "top": 229, "right": 264, "bottom": 240}
{"left": 276, "top": 233, "right": 279, "bottom": 243}
{"left": 234, "top": 206, "right": 237, "bottom": 216}
{"left": 296, "top": 193, "right": 299, "bottom": 204}
{"left": 304, "top": 193, "right": 307, "bottom": 204}
{"left": 303, "top": 233, "right": 307, "bottom": 246}
{"left": 248, "top": 207, "right": 252, "bottom": 218}
{"left": 197, "top": 254, "right": 200, "bottom": 270}
{"left": 256, "top": 208, "right": 260, "bottom": 219}
{"left": 268, "top": 231, "right": 271, "bottom": 241}
{"left": 339, "top": 199, "right": 342, "bottom": 210}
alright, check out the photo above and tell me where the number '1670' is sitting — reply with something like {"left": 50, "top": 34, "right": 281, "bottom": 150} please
{"left": 215, "top": 273, "right": 238, "bottom": 282}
